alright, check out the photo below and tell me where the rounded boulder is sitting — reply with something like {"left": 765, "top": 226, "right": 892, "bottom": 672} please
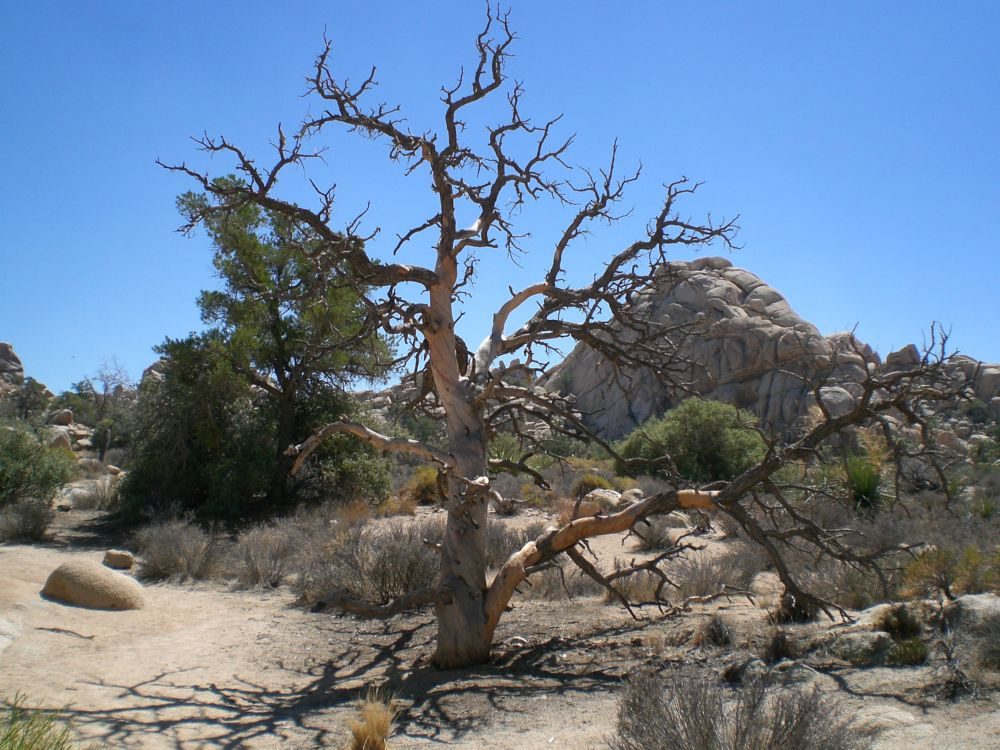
{"left": 41, "top": 559, "right": 145, "bottom": 610}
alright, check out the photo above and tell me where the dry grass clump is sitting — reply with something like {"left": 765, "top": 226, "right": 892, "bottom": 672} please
{"left": 694, "top": 613, "right": 734, "bottom": 648}
{"left": 133, "top": 519, "right": 230, "bottom": 582}
{"left": 401, "top": 466, "right": 441, "bottom": 505}
{"left": 293, "top": 517, "right": 444, "bottom": 607}
{"left": 0, "top": 499, "right": 54, "bottom": 543}
{"left": 606, "top": 568, "right": 665, "bottom": 604}
{"left": 0, "top": 693, "right": 104, "bottom": 750}
{"left": 235, "top": 522, "right": 297, "bottom": 588}
{"left": 672, "top": 544, "right": 766, "bottom": 600}
{"left": 376, "top": 494, "right": 417, "bottom": 518}
{"left": 485, "top": 519, "right": 548, "bottom": 569}
{"left": 70, "top": 477, "right": 121, "bottom": 511}
{"left": 610, "top": 669, "right": 875, "bottom": 750}
{"left": 759, "top": 628, "right": 800, "bottom": 664}
{"left": 346, "top": 688, "right": 398, "bottom": 750}
{"left": 632, "top": 513, "right": 690, "bottom": 550}
{"left": 519, "top": 562, "right": 603, "bottom": 601}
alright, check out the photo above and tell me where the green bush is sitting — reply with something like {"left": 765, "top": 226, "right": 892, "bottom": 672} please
{"left": 877, "top": 604, "right": 921, "bottom": 640}
{"left": 120, "top": 335, "right": 389, "bottom": 524}
{"left": 901, "top": 545, "right": 1000, "bottom": 600}
{"left": 615, "top": 398, "right": 765, "bottom": 483}
{"left": 844, "top": 455, "right": 882, "bottom": 511}
{"left": 886, "top": 637, "right": 928, "bottom": 666}
{"left": 0, "top": 428, "right": 74, "bottom": 509}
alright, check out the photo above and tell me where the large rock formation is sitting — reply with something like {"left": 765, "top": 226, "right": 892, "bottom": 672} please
{"left": 546, "top": 257, "right": 878, "bottom": 438}
{"left": 0, "top": 342, "right": 24, "bottom": 400}
{"left": 0, "top": 342, "right": 24, "bottom": 385}
{"left": 547, "top": 257, "right": 1000, "bottom": 440}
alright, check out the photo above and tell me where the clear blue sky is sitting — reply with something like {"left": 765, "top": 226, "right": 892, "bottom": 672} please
{"left": 2, "top": 1, "right": 997, "bottom": 393}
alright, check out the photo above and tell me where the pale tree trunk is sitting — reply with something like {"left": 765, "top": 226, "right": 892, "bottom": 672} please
{"left": 424, "top": 268, "right": 494, "bottom": 667}
{"left": 433, "top": 429, "right": 491, "bottom": 667}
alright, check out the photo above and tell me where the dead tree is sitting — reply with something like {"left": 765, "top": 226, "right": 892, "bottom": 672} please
{"left": 162, "top": 7, "right": 966, "bottom": 668}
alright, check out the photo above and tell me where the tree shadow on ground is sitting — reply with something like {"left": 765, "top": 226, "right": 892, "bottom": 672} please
{"left": 58, "top": 612, "right": 655, "bottom": 748}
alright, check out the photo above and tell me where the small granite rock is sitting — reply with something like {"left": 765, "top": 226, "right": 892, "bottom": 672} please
{"left": 103, "top": 549, "right": 135, "bottom": 570}
{"left": 42, "top": 559, "right": 144, "bottom": 610}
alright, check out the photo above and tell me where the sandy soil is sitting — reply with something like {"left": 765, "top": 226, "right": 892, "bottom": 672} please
{"left": 1, "top": 512, "right": 998, "bottom": 749}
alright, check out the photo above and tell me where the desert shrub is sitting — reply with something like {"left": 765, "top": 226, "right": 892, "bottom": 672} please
{"left": 844, "top": 455, "right": 883, "bottom": 511}
{"left": 886, "top": 637, "right": 928, "bottom": 666}
{"left": 634, "top": 474, "right": 674, "bottom": 497}
{"left": 571, "top": 473, "right": 613, "bottom": 498}
{"left": 486, "top": 472, "right": 524, "bottom": 515}
{"left": 877, "top": 604, "right": 921, "bottom": 640}
{"left": 770, "top": 592, "right": 818, "bottom": 623}
{"left": 235, "top": 522, "right": 297, "bottom": 588}
{"left": 760, "top": 628, "right": 800, "bottom": 664}
{"left": 632, "top": 513, "right": 689, "bottom": 550}
{"left": 0, "top": 378, "right": 50, "bottom": 427}
{"left": 969, "top": 489, "right": 998, "bottom": 521}
{"left": 610, "top": 669, "right": 874, "bottom": 750}
{"left": 901, "top": 545, "right": 999, "bottom": 600}
{"left": 375, "top": 493, "right": 417, "bottom": 517}
{"left": 293, "top": 517, "right": 444, "bottom": 606}
{"left": 0, "top": 693, "right": 103, "bottom": 750}
{"left": 901, "top": 548, "right": 958, "bottom": 599}
{"left": 491, "top": 494, "right": 521, "bottom": 517}
{"left": 673, "top": 545, "right": 766, "bottom": 600}
{"left": 70, "top": 477, "right": 121, "bottom": 511}
{"left": 120, "top": 334, "right": 389, "bottom": 524}
{"left": 695, "top": 613, "right": 734, "bottom": 648}
{"left": 615, "top": 398, "right": 765, "bottom": 483}
{"left": 0, "top": 428, "right": 74, "bottom": 508}
{"left": 0, "top": 499, "right": 54, "bottom": 543}
{"left": 520, "top": 562, "right": 603, "bottom": 600}
{"left": 485, "top": 520, "right": 548, "bottom": 569}
{"left": 827, "top": 564, "right": 888, "bottom": 610}
{"left": 607, "top": 568, "right": 664, "bottom": 604}
{"left": 347, "top": 688, "right": 398, "bottom": 750}
{"left": 402, "top": 465, "right": 442, "bottom": 505}
{"left": 133, "top": 519, "right": 230, "bottom": 581}
{"left": 974, "top": 612, "right": 1000, "bottom": 671}
{"left": 488, "top": 431, "right": 523, "bottom": 465}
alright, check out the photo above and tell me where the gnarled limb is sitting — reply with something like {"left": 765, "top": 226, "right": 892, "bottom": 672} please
{"left": 286, "top": 419, "right": 455, "bottom": 475}
{"left": 483, "top": 489, "right": 718, "bottom": 636}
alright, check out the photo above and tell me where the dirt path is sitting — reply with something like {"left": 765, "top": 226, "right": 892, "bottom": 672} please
{"left": 1, "top": 517, "right": 999, "bottom": 749}
{"left": 0, "top": 539, "right": 629, "bottom": 748}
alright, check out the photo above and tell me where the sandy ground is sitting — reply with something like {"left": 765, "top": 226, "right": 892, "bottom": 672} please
{"left": 1, "top": 513, "right": 998, "bottom": 749}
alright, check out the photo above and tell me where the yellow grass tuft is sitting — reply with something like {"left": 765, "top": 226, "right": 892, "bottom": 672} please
{"left": 347, "top": 689, "right": 398, "bottom": 750}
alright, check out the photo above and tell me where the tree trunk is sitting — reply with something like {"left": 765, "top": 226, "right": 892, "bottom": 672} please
{"left": 424, "top": 270, "right": 495, "bottom": 668}
{"left": 268, "top": 390, "right": 297, "bottom": 508}
{"left": 432, "top": 429, "right": 492, "bottom": 668}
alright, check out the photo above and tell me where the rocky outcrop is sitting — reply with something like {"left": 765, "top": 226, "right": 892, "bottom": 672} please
{"left": 103, "top": 549, "right": 136, "bottom": 570}
{"left": 545, "top": 257, "right": 880, "bottom": 438}
{"left": 47, "top": 408, "right": 73, "bottom": 426}
{"left": 41, "top": 558, "right": 145, "bottom": 610}
{"left": 0, "top": 342, "right": 24, "bottom": 385}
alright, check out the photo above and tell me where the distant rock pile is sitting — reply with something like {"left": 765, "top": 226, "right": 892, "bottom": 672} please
{"left": 0, "top": 342, "right": 24, "bottom": 398}
{"left": 544, "top": 257, "right": 1000, "bottom": 439}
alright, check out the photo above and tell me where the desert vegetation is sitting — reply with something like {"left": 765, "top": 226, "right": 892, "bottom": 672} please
{"left": 1, "top": 4, "right": 998, "bottom": 748}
